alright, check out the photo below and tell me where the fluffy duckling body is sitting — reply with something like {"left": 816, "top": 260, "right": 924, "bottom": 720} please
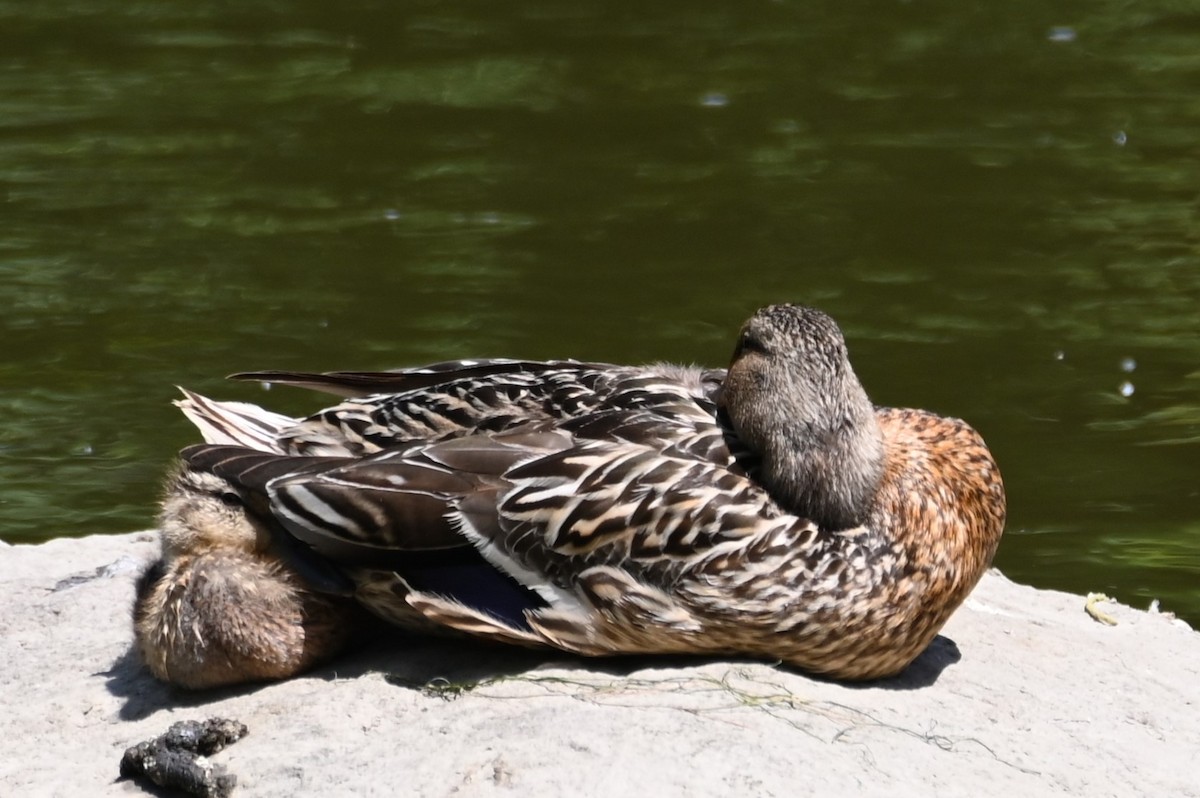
{"left": 135, "top": 304, "right": 1005, "bottom": 686}
{"left": 134, "top": 468, "right": 357, "bottom": 689}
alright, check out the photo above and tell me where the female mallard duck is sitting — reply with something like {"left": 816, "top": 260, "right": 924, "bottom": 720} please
{"left": 134, "top": 304, "right": 1006, "bottom": 688}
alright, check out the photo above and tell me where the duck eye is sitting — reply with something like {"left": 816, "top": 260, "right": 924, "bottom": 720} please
{"left": 739, "top": 331, "right": 767, "bottom": 356}
{"left": 218, "top": 491, "right": 243, "bottom": 508}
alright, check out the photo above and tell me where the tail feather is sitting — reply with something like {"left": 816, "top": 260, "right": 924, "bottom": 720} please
{"left": 175, "top": 388, "right": 297, "bottom": 452}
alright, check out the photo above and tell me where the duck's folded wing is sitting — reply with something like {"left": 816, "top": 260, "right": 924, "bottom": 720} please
{"left": 220, "top": 431, "right": 815, "bottom": 655}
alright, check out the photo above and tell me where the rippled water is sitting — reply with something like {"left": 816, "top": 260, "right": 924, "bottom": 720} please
{"left": 2, "top": 1, "right": 1197, "bottom": 624}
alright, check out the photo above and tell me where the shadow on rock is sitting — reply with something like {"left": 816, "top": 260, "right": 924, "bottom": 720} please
{"left": 105, "top": 624, "right": 959, "bottom": 717}
{"left": 844, "top": 634, "right": 962, "bottom": 691}
{"left": 318, "top": 630, "right": 556, "bottom": 691}
{"left": 103, "top": 646, "right": 301, "bottom": 721}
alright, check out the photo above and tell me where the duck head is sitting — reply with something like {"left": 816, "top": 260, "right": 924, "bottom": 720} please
{"left": 721, "top": 304, "right": 884, "bottom": 530}
{"left": 157, "top": 467, "right": 266, "bottom": 560}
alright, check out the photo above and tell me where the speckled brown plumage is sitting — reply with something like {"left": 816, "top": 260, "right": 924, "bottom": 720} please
{"left": 135, "top": 304, "right": 1006, "bottom": 686}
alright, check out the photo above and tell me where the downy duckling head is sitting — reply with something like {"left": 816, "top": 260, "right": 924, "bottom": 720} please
{"left": 157, "top": 465, "right": 266, "bottom": 561}
{"left": 721, "top": 304, "right": 884, "bottom": 531}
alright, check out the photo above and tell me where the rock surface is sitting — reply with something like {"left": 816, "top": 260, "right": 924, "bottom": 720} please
{"left": 1, "top": 532, "right": 1197, "bottom": 797}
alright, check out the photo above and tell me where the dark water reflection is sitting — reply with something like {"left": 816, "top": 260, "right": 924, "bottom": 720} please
{"left": 2, "top": 2, "right": 1197, "bottom": 624}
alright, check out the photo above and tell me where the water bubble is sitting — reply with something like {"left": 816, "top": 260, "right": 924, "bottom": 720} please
{"left": 1120, "top": 357, "right": 1136, "bottom": 373}
{"left": 383, "top": 209, "right": 401, "bottom": 221}
{"left": 700, "top": 92, "right": 729, "bottom": 108}
{"left": 1054, "top": 350, "right": 1066, "bottom": 361}
{"left": 1119, "top": 381, "right": 1135, "bottom": 397}
{"left": 1113, "top": 130, "right": 1127, "bottom": 147}
{"left": 1047, "top": 26, "right": 1077, "bottom": 43}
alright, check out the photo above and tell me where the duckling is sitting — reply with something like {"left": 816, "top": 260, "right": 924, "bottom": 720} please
{"left": 139, "top": 303, "right": 1005, "bottom": 685}
{"left": 133, "top": 465, "right": 359, "bottom": 689}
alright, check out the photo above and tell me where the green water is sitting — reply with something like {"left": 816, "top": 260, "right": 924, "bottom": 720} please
{"left": 2, "top": 2, "right": 1197, "bottom": 626}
